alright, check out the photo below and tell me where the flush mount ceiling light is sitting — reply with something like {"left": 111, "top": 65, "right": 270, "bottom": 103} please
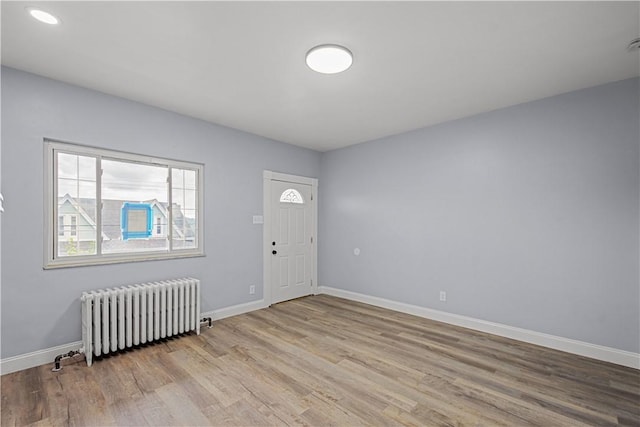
{"left": 27, "top": 7, "right": 60, "bottom": 25}
{"left": 306, "top": 44, "right": 353, "bottom": 74}
{"left": 628, "top": 38, "right": 640, "bottom": 51}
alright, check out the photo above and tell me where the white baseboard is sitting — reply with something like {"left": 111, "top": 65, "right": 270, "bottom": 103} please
{"left": 0, "top": 298, "right": 270, "bottom": 376}
{"left": 318, "top": 286, "right": 640, "bottom": 370}
{"left": 0, "top": 341, "right": 83, "bottom": 375}
{"left": 202, "top": 298, "right": 268, "bottom": 322}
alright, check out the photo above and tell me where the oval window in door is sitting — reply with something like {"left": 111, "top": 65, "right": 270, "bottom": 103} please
{"left": 279, "top": 189, "right": 304, "bottom": 204}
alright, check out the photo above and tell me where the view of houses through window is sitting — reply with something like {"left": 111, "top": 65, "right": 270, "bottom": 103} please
{"left": 48, "top": 141, "right": 202, "bottom": 267}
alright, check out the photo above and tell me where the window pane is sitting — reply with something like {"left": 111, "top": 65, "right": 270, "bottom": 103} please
{"left": 171, "top": 168, "right": 198, "bottom": 250}
{"left": 78, "top": 156, "right": 95, "bottom": 180}
{"left": 101, "top": 159, "right": 169, "bottom": 254}
{"left": 183, "top": 189, "right": 197, "bottom": 210}
{"left": 172, "top": 208, "right": 197, "bottom": 250}
{"left": 172, "top": 168, "right": 184, "bottom": 188}
{"left": 184, "top": 169, "right": 196, "bottom": 190}
{"left": 280, "top": 189, "right": 304, "bottom": 204}
{"left": 172, "top": 189, "right": 184, "bottom": 208}
{"left": 78, "top": 181, "right": 96, "bottom": 200}
{"left": 102, "top": 159, "right": 167, "bottom": 201}
{"left": 58, "top": 178, "right": 79, "bottom": 198}
{"left": 57, "top": 153, "right": 78, "bottom": 179}
{"left": 56, "top": 152, "right": 97, "bottom": 258}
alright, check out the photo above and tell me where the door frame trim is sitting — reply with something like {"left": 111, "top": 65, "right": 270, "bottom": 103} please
{"left": 263, "top": 170, "right": 318, "bottom": 305}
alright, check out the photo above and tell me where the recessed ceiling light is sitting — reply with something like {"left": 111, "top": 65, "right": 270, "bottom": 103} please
{"left": 27, "top": 8, "right": 60, "bottom": 25}
{"left": 306, "top": 45, "right": 353, "bottom": 74}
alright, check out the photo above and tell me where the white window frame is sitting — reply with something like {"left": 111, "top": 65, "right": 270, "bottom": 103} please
{"left": 44, "top": 139, "right": 204, "bottom": 269}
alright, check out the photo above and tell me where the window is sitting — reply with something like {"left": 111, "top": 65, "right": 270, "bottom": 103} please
{"left": 70, "top": 215, "right": 77, "bottom": 236}
{"left": 57, "top": 214, "right": 78, "bottom": 238}
{"left": 279, "top": 189, "right": 304, "bottom": 204}
{"left": 45, "top": 140, "right": 204, "bottom": 268}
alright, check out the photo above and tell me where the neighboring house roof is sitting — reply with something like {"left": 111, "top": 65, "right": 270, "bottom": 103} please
{"left": 59, "top": 195, "right": 195, "bottom": 240}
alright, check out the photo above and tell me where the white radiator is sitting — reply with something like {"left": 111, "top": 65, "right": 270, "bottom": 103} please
{"left": 80, "top": 278, "right": 200, "bottom": 366}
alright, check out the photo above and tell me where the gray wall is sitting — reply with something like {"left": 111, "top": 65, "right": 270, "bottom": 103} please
{"left": 1, "top": 67, "right": 321, "bottom": 358}
{"left": 319, "top": 78, "right": 640, "bottom": 353}
{"left": 2, "top": 66, "right": 638, "bottom": 360}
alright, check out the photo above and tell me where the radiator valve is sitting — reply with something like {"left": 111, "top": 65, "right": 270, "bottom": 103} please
{"left": 201, "top": 317, "right": 213, "bottom": 329}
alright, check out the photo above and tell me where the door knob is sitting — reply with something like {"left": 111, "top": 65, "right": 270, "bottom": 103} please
{"left": 272, "top": 250, "right": 277, "bottom": 255}
{"left": 272, "top": 241, "right": 276, "bottom": 246}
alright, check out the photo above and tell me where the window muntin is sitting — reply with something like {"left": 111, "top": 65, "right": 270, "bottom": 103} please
{"left": 45, "top": 140, "right": 204, "bottom": 268}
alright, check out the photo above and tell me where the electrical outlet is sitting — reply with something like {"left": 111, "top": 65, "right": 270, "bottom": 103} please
{"left": 249, "top": 285, "right": 256, "bottom": 295}
{"left": 439, "top": 291, "right": 446, "bottom": 302}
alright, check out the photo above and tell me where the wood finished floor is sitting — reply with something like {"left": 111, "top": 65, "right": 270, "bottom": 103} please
{"left": 2, "top": 294, "right": 639, "bottom": 426}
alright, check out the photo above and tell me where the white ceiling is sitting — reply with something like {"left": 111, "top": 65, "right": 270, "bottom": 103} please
{"left": 2, "top": 1, "right": 639, "bottom": 152}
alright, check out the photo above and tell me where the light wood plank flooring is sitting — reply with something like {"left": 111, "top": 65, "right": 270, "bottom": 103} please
{"left": 2, "top": 294, "right": 639, "bottom": 426}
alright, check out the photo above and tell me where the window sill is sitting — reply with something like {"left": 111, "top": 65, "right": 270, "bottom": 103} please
{"left": 43, "top": 250, "right": 205, "bottom": 269}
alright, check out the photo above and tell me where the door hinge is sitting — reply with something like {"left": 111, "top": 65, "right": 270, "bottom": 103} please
{"left": 311, "top": 194, "right": 313, "bottom": 201}
{"left": 311, "top": 236, "right": 313, "bottom": 244}
{"left": 311, "top": 279, "right": 313, "bottom": 287}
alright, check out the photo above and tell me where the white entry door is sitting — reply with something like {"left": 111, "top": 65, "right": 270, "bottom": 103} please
{"left": 270, "top": 180, "right": 313, "bottom": 304}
